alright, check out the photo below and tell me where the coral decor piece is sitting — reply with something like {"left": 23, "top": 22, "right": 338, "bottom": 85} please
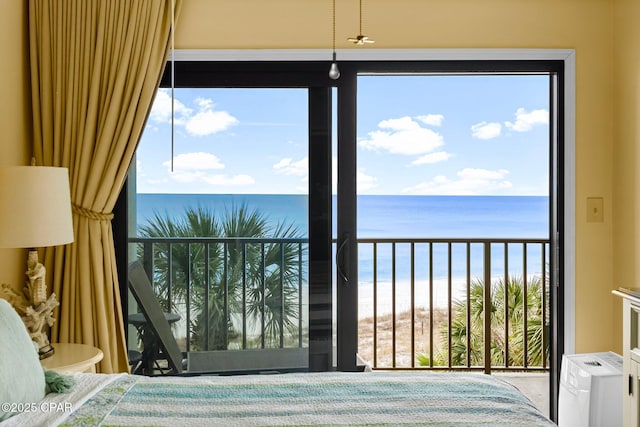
{"left": 0, "top": 250, "right": 59, "bottom": 359}
{"left": 27, "top": 250, "right": 47, "bottom": 305}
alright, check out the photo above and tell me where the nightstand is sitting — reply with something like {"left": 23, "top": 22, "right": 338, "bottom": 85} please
{"left": 613, "top": 288, "right": 640, "bottom": 426}
{"left": 40, "top": 343, "right": 103, "bottom": 374}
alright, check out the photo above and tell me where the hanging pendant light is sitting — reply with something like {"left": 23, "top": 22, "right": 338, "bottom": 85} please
{"left": 348, "top": 0, "right": 375, "bottom": 45}
{"left": 329, "top": 54, "right": 340, "bottom": 80}
{"left": 328, "top": 0, "right": 340, "bottom": 80}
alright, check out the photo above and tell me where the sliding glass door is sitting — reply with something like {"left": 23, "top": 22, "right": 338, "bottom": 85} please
{"left": 115, "top": 61, "right": 564, "bottom": 415}
{"left": 353, "top": 73, "right": 552, "bottom": 374}
{"left": 121, "top": 61, "right": 338, "bottom": 373}
{"left": 332, "top": 64, "right": 563, "bottom": 419}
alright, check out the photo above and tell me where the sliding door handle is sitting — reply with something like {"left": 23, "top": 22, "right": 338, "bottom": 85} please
{"left": 336, "top": 232, "right": 349, "bottom": 286}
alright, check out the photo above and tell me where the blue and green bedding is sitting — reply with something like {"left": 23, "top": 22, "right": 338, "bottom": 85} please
{"left": 3, "top": 371, "right": 555, "bottom": 426}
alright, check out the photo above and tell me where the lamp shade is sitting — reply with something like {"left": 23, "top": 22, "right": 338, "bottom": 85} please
{"left": 0, "top": 166, "right": 74, "bottom": 248}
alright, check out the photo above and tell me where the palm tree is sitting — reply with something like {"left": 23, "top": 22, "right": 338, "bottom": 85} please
{"left": 418, "top": 275, "right": 548, "bottom": 368}
{"left": 138, "top": 204, "right": 305, "bottom": 351}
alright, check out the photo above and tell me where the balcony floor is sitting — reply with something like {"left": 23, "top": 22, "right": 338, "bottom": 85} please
{"left": 494, "top": 372, "right": 549, "bottom": 418}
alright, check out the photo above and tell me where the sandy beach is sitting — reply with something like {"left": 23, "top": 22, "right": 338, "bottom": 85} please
{"left": 358, "top": 306, "right": 449, "bottom": 368}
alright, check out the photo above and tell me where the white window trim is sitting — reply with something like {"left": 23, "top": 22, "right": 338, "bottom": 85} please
{"left": 173, "top": 48, "right": 577, "bottom": 355}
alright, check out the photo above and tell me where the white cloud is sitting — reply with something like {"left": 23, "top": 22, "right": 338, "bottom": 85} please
{"left": 471, "top": 121, "right": 502, "bottom": 140}
{"left": 136, "top": 159, "right": 145, "bottom": 176}
{"left": 162, "top": 152, "right": 225, "bottom": 171}
{"left": 411, "top": 151, "right": 453, "bottom": 166}
{"left": 416, "top": 114, "right": 444, "bottom": 127}
{"left": 331, "top": 156, "right": 377, "bottom": 194}
{"left": 149, "top": 89, "right": 192, "bottom": 124}
{"left": 165, "top": 171, "right": 254, "bottom": 186}
{"left": 332, "top": 157, "right": 338, "bottom": 194}
{"left": 402, "top": 168, "right": 512, "bottom": 195}
{"left": 160, "top": 153, "right": 253, "bottom": 187}
{"left": 167, "top": 171, "right": 207, "bottom": 183}
{"left": 185, "top": 107, "right": 239, "bottom": 137}
{"left": 359, "top": 116, "right": 444, "bottom": 155}
{"left": 358, "top": 169, "right": 378, "bottom": 193}
{"left": 146, "top": 177, "right": 169, "bottom": 185}
{"left": 194, "top": 97, "right": 214, "bottom": 110}
{"left": 458, "top": 168, "right": 510, "bottom": 180}
{"left": 163, "top": 152, "right": 245, "bottom": 185}
{"left": 273, "top": 157, "right": 308, "bottom": 176}
{"left": 505, "top": 107, "right": 549, "bottom": 132}
{"left": 149, "top": 89, "right": 238, "bottom": 137}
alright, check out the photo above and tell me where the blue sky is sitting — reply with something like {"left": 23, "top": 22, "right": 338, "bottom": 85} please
{"left": 136, "top": 75, "right": 549, "bottom": 196}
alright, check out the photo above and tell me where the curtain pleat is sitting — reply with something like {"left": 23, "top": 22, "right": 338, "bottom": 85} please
{"left": 29, "top": 0, "right": 181, "bottom": 373}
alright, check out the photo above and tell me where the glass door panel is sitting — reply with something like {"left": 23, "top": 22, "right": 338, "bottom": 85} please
{"left": 128, "top": 88, "right": 312, "bottom": 373}
{"left": 355, "top": 75, "right": 551, "bottom": 376}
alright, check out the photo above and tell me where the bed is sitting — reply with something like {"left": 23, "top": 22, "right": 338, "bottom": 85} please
{"left": 0, "top": 299, "right": 555, "bottom": 426}
{"left": 3, "top": 370, "right": 555, "bottom": 427}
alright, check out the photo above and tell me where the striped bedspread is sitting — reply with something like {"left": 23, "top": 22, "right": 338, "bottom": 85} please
{"left": 60, "top": 371, "right": 555, "bottom": 426}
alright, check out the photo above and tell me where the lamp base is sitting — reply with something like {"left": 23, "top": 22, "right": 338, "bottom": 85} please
{"left": 38, "top": 345, "right": 55, "bottom": 360}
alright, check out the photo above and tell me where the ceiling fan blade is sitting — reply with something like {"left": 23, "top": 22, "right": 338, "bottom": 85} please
{"left": 348, "top": 35, "right": 374, "bottom": 45}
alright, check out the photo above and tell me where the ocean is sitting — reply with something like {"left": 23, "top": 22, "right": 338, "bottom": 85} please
{"left": 134, "top": 194, "right": 549, "bottom": 313}
{"left": 135, "top": 194, "right": 548, "bottom": 239}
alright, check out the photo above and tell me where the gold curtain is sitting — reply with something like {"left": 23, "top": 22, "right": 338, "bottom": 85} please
{"left": 29, "top": 0, "right": 181, "bottom": 373}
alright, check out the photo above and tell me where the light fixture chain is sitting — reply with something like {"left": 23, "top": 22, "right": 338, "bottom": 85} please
{"left": 360, "top": 0, "right": 363, "bottom": 34}
{"left": 333, "top": 0, "right": 336, "bottom": 51}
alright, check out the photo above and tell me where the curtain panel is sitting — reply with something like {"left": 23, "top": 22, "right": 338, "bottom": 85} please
{"left": 29, "top": 0, "right": 181, "bottom": 373}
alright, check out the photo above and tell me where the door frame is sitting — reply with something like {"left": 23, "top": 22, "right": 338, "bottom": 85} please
{"left": 173, "top": 49, "right": 576, "bottom": 364}
{"left": 116, "top": 48, "right": 576, "bottom": 422}
{"left": 174, "top": 48, "right": 576, "bottom": 364}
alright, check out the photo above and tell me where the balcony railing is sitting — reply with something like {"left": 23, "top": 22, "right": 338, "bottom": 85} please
{"left": 128, "top": 236, "right": 549, "bottom": 373}
{"left": 356, "top": 238, "right": 549, "bottom": 373}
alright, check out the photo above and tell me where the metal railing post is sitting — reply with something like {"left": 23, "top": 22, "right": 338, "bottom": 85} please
{"left": 204, "top": 243, "right": 210, "bottom": 351}
{"left": 483, "top": 241, "right": 492, "bottom": 374}
{"left": 185, "top": 243, "right": 191, "bottom": 352}
{"left": 142, "top": 242, "right": 153, "bottom": 278}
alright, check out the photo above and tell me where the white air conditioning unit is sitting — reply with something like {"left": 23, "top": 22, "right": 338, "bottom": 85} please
{"left": 558, "top": 351, "right": 622, "bottom": 427}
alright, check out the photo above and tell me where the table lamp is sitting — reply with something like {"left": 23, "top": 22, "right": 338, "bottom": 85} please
{"left": 0, "top": 164, "right": 74, "bottom": 359}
